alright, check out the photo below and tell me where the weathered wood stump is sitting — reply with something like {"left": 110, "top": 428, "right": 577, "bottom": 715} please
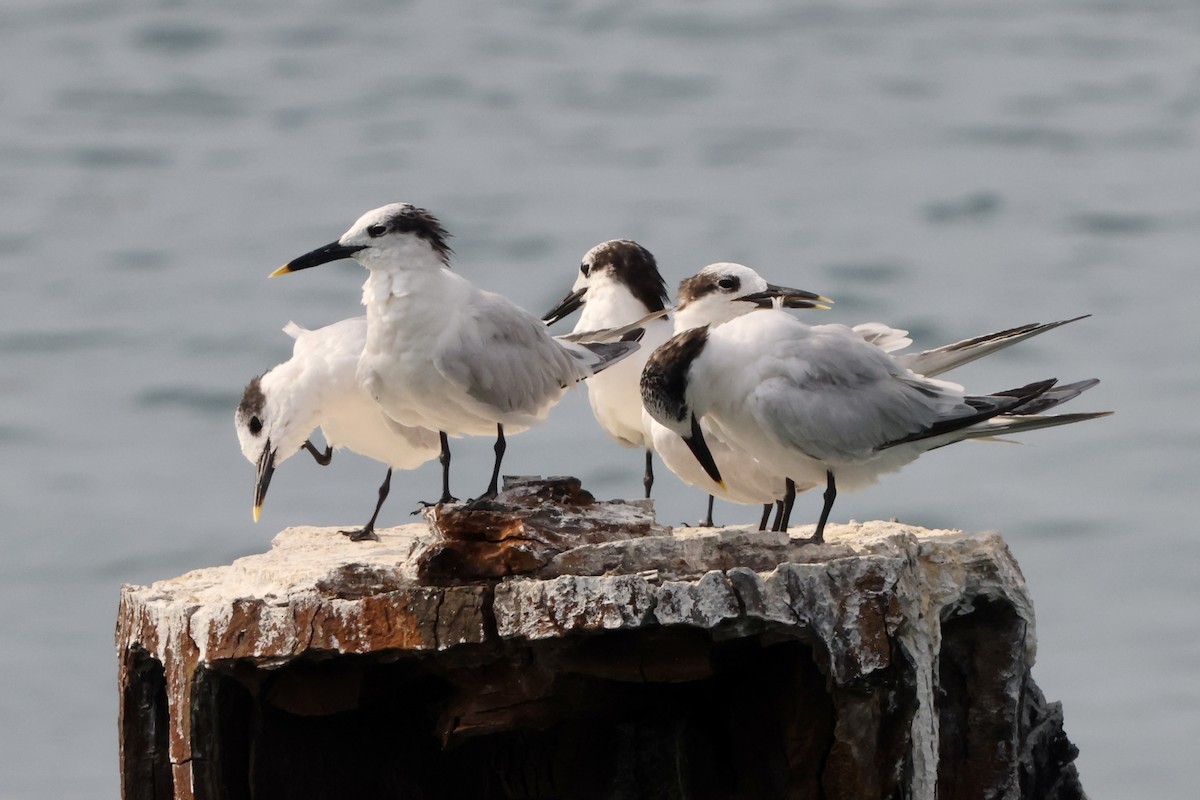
{"left": 117, "top": 476, "right": 1085, "bottom": 799}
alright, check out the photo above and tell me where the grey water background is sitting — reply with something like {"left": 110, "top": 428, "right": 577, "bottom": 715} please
{"left": 1, "top": 0, "right": 1197, "bottom": 796}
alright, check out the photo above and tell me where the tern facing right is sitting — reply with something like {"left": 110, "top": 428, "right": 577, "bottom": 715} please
{"left": 641, "top": 265, "right": 1089, "bottom": 531}
{"left": 643, "top": 263, "right": 834, "bottom": 529}
{"left": 641, "top": 306, "right": 1111, "bottom": 543}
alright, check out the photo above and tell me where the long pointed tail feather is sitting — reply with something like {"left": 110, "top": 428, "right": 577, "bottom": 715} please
{"left": 932, "top": 410, "right": 1113, "bottom": 448}
{"left": 1000, "top": 378, "right": 1100, "bottom": 415}
{"left": 881, "top": 379, "right": 1058, "bottom": 450}
{"left": 902, "top": 315, "right": 1090, "bottom": 377}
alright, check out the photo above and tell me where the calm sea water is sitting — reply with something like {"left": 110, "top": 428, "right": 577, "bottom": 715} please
{"left": 2, "top": 1, "right": 1197, "bottom": 797}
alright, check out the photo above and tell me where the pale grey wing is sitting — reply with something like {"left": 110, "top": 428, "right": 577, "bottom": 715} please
{"left": 746, "top": 331, "right": 972, "bottom": 463}
{"left": 434, "top": 290, "right": 587, "bottom": 418}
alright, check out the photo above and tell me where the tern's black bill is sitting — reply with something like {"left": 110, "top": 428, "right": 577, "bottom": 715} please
{"left": 542, "top": 287, "right": 587, "bottom": 325}
{"left": 271, "top": 241, "right": 368, "bottom": 276}
{"left": 253, "top": 443, "right": 277, "bottom": 522}
{"left": 737, "top": 283, "right": 832, "bottom": 310}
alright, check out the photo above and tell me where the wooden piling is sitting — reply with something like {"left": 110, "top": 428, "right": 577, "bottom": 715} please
{"left": 117, "top": 477, "right": 1085, "bottom": 799}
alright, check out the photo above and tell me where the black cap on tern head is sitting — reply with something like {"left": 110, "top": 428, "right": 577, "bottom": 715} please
{"left": 271, "top": 203, "right": 453, "bottom": 276}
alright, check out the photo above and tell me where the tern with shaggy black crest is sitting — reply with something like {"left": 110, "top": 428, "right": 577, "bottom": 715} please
{"left": 273, "top": 204, "right": 638, "bottom": 503}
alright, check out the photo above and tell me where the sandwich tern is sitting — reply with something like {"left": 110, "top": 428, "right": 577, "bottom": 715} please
{"left": 271, "top": 204, "right": 638, "bottom": 503}
{"left": 541, "top": 239, "right": 675, "bottom": 499}
{"left": 641, "top": 263, "right": 832, "bottom": 528}
{"left": 642, "top": 301, "right": 1109, "bottom": 542}
{"left": 235, "top": 317, "right": 441, "bottom": 541}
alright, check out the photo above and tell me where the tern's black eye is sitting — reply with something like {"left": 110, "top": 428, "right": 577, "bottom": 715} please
{"left": 249, "top": 416, "right": 263, "bottom": 435}
{"left": 717, "top": 277, "right": 738, "bottom": 290}
{"left": 367, "top": 224, "right": 387, "bottom": 238}
{"left": 580, "top": 261, "right": 590, "bottom": 277}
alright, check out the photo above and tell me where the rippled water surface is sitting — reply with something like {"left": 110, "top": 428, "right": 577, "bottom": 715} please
{"left": 1, "top": 2, "right": 1197, "bottom": 797}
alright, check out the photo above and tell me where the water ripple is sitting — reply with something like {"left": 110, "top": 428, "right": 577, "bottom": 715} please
{"left": 824, "top": 260, "right": 907, "bottom": 284}
{"left": 132, "top": 22, "right": 224, "bottom": 54}
{"left": 924, "top": 191, "right": 1004, "bottom": 224}
{"left": 0, "top": 328, "right": 126, "bottom": 354}
{"left": 1069, "top": 211, "right": 1158, "bottom": 236}
{"left": 136, "top": 386, "right": 238, "bottom": 415}
{"left": 72, "top": 146, "right": 169, "bottom": 169}
{"left": 0, "top": 424, "right": 42, "bottom": 445}
{"left": 58, "top": 85, "right": 247, "bottom": 119}
{"left": 106, "top": 249, "right": 171, "bottom": 272}
{"left": 952, "top": 124, "right": 1086, "bottom": 152}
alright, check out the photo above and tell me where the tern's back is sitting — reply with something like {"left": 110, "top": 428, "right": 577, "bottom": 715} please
{"left": 357, "top": 267, "right": 596, "bottom": 434}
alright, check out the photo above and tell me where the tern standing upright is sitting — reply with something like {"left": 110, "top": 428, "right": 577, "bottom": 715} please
{"left": 542, "top": 239, "right": 674, "bottom": 498}
{"left": 642, "top": 301, "right": 1110, "bottom": 543}
{"left": 272, "top": 203, "right": 637, "bottom": 502}
{"left": 642, "top": 262, "right": 832, "bottom": 529}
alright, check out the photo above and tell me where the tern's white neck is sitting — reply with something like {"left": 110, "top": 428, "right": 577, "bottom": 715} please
{"left": 355, "top": 233, "right": 448, "bottom": 274}
{"left": 254, "top": 361, "right": 322, "bottom": 466}
{"left": 575, "top": 278, "right": 656, "bottom": 331}
{"left": 359, "top": 252, "right": 463, "bottom": 307}
{"left": 359, "top": 262, "right": 474, "bottom": 368}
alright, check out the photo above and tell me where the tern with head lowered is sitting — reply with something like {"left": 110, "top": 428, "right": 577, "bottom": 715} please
{"left": 272, "top": 204, "right": 638, "bottom": 502}
{"left": 235, "top": 317, "right": 441, "bottom": 541}
{"left": 641, "top": 296, "right": 1110, "bottom": 543}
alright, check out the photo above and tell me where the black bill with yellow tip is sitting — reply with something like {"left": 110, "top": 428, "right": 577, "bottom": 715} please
{"left": 270, "top": 241, "right": 367, "bottom": 277}
{"left": 252, "top": 443, "right": 276, "bottom": 523}
{"left": 737, "top": 283, "right": 833, "bottom": 310}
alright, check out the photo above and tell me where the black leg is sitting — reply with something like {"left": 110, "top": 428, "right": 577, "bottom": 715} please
{"left": 774, "top": 478, "right": 797, "bottom": 533}
{"left": 811, "top": 470, "right": 836, "bottom": 544}
{"left": 302, "top": 440, "right": 333, "bottom": 466}
{"left": 414, "top": 432, "right": 458, "bottom": 510}
{"left": 437, "top": 431, "right": 456, "bottom": 504}
{"left": 643, "top": 448, "right": 654, "bottom": 499}
{"left": 341, "top": 468, "right": 390, "bottom": 542}
{"left": 701, "top": 494, "right": 716, "bottom": 528}
{"left": 482, "top": 423, "right": 506, "bottom": 499}
{"left": 758, "top": 503, "right": 772, "bottom": 531}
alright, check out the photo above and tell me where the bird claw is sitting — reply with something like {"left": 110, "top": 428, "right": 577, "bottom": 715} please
{"left": 412, "top": 494, "right": 459, "bottom": 513}
{"left": 339, "top": 527, "right": 380, "bottom": 543}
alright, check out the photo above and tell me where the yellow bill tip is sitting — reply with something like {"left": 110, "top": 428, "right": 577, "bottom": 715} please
{"left": 268, "top": 264, "right": 292, "bottom": 278}
{"left": 252, "top": 505, "right": 262, "bottom": 523}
